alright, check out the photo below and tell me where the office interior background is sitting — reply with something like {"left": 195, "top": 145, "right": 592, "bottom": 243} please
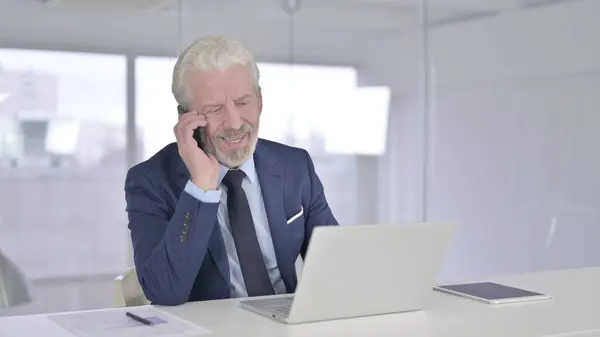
{"left": 0, "top": 0, "right": 599, "bottom": 316}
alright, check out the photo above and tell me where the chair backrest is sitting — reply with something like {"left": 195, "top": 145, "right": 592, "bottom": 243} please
{"left": 114, "top": 267, "right": 150, "bottom": 307}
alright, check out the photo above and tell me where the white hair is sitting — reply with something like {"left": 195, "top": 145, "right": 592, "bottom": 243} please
{"left": 172, "top": 35, "right": 260, "bottom": 108}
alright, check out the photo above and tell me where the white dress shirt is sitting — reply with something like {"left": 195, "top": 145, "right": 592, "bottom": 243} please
{"left": 183, "top": 158, "right": 287, "bottom": 297}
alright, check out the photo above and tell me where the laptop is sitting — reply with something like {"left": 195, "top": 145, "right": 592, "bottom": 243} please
{"left": 239, "top": 222, "right": 456, "bottom": 324}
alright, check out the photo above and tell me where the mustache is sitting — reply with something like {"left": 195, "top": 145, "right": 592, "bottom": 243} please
{"left": 217, "top": 124, "right": 253, "bottom": 138}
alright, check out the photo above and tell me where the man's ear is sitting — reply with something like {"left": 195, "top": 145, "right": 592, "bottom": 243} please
{"left": 258, "top": 86, "right": 263, "bottom": 115}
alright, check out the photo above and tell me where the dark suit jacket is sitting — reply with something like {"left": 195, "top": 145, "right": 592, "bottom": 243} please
{"left": 124, "top": 139, "right": 338, "bottom": 305}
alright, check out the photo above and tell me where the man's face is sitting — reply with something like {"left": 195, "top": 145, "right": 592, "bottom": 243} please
{"left": 187, "top": 64, "right": 262, "bottom": 168}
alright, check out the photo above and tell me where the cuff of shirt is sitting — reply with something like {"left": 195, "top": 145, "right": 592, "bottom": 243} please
{"left": 184, "top": 180, "right": 221, "bottom": 203}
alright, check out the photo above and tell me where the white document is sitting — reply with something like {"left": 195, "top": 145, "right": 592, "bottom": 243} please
{"left": 48, "top": 306, "right": 211, "bottom": 337}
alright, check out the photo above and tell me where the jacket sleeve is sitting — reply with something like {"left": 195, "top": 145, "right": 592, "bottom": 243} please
{"left": 124, "top": 168, "right": 219, "bottom": 305}
{"left": 300, "top": 150, "right": 339, "bottom": 258}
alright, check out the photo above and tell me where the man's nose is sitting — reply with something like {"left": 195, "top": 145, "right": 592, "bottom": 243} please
{"left": 223, "top": 101, "right": 243, "bottom": 130}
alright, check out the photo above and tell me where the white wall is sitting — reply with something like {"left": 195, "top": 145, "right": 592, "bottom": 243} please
{"left": 425, "top": 0, "right": 600, "bottom": 280}
{"left": 359, "top": 0, "right": 600, "bottom": 280}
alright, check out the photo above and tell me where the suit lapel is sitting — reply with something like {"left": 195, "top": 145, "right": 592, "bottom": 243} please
{"left": 174, "top": 147, "right": 230, "bottom": 285}
{"left": 254, "top": 141, "right": 297, "bottom": 292}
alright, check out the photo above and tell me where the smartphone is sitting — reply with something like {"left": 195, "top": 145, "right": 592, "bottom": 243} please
{"left": 177, "top": 105, "right": 206, "bottom": 151}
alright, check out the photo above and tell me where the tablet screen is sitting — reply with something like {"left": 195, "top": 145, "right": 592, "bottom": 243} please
{"left": 437, "top": 282, "right": 545, "bottom": 300}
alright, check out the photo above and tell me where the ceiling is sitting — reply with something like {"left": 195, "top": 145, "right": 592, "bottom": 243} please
{"left": 0, "top": 0, "right": 585, "bottom": 69}
{"left": 0, "top": 0, "right": 581, "bottom": 32}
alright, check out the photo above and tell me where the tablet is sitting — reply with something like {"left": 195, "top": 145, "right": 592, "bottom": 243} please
{"left": 434, "top": 282, "right": 552, "bottom": 304}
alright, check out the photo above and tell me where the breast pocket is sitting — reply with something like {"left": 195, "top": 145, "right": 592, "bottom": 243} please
{"left": 286, "top": 206, "right": 304, "bottom": 225}
{"left": 286, "top": 206, "right": 305, "bottom": 239}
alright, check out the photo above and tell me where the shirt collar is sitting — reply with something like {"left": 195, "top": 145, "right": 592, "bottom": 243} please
{"left": 217, "top": 156, "right": 257, "bottom": 185}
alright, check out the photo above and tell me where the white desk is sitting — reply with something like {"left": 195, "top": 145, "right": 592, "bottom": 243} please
{"left": 1, "top": 267, "right": 599, "bottom": 337}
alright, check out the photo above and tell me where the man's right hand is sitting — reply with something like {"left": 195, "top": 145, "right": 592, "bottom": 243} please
{"left": 173, "top": 111, "right": 220, "bottom": 191}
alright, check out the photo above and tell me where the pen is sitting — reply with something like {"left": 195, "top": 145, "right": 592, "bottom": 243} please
{"left": 126, "top": 311, "right": 153, "bottom": 326}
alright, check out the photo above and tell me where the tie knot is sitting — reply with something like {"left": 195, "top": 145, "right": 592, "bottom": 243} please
{"left": 223, "top": 169, "right": 246, "bottom": 190}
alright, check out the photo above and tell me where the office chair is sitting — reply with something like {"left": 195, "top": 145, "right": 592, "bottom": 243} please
{"left": 0, "top": 250, "right": 33, "bottom": 308}
{"left": 114, "top": 267, "right": 150, "bottom": 307}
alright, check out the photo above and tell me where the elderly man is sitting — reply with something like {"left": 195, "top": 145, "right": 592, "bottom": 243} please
{"left": 124, "top": 35, "right": 338, "bottom": 305}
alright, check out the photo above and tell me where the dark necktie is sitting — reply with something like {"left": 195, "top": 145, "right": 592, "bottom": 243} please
{"left": 222, "top": 169, "right": 275, "bottom": 297}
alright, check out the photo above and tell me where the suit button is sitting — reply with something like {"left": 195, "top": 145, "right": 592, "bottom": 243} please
{"left": 185, "top": 212, "right": 191, "bottom": 220}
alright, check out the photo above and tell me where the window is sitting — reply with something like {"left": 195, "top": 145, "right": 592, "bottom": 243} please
{"left": 0, "top": 49, "right": 129, "bottom": 281}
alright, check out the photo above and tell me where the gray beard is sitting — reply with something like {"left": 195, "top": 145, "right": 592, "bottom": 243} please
{"left": 203, "top": 131, "right": 257, "bottom": 169}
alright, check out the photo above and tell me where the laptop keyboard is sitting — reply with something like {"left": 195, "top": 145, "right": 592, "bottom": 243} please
{"left": 265, "top": 304, "right": 291, "bottom": 317}
{"left": 241, "top": 296, "right": 294, "bottom": 318}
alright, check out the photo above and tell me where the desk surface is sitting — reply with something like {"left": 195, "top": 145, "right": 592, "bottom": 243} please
{"left": 1, "top": 267, "right": 600, "bottom": 337}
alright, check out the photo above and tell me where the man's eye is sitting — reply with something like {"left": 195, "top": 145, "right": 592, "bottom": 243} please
{"left": 209, "top": 107, "right": 222, "bottom": 114}
{"left": 236, "top": 101, "right": 248, "bottom": 106}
